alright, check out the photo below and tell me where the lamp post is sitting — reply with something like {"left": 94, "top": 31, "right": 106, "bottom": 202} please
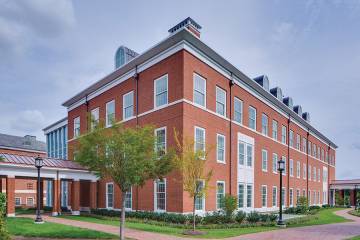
{"left": 35, "top": 156, "right": 44, "bottom": 224}
{"left": 277, "top": 158, "right": 286, "bottom": 227}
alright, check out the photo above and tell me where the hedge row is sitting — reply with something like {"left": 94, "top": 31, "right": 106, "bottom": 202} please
{"left": 90, "top": 208, "right": 277, "bottom": 225}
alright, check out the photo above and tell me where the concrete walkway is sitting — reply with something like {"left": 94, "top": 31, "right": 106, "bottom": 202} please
{"left": 20, "top": 209, "right": 360, "bottom": 240}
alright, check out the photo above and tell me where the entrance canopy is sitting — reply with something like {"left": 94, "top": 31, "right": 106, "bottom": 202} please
{"left": 330, "top": 179, "right": 360, "bottom": 190}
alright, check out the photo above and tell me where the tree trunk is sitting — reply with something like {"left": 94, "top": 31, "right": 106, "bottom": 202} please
{"left": 193, "top": 196, "right": 196, "bottom": 232}
{"left": 120, "top": 191, "right": 126, "bottom": 240}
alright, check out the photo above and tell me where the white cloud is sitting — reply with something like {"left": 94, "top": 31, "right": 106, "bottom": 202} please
{"left": 11, "top": 110, "right": 46, "bottom": 133}
{"left": 271, "top": 22, "right": 295, "bottom": 43}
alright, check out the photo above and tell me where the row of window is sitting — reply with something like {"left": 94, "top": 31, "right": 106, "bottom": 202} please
{"left": 15, "top": 197, "right": 34, "bottom": 207}
{"left": 261, "top": 150, "right": 328, "bottom": 183}
{"left": 47, "top": 126, "right": 67, "bottom": 159}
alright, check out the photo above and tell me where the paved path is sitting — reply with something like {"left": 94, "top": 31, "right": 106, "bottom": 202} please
{"left": 20, "top": 209, "right": 360, "bottom": 240}
{"left": 229, "top": 209, "right": 360, "bottom": 240}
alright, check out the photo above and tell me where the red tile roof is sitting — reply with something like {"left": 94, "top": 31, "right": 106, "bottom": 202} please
{"left": 0, "top": 153, "right": 87, "bottom": 170}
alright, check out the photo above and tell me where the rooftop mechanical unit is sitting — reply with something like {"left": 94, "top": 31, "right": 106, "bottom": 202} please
{"left": 293, "top": 105, "right": 303, "bottom": 116}
{"left": 270, "top": 87, "right": 283, "bottom": 101}
{"left": 253, "top": 75, "right": 270, "bottom": 91}
{"left": 302, "top": 112, "right": 310, "bottom": 122}
{"left": 283, "top": 97, "right": 293, "bottom": 109}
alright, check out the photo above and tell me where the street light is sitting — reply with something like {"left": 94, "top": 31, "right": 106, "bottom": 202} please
{"left": 34, "top": 156, "right": 44, "bottom": 224}
{"left": 277, "top": 158, "right": 286, "bottom": 227}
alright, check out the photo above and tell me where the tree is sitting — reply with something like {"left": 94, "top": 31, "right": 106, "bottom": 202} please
{"left": 74, "top": 122, "right": 175, "bottom": 240}
{"left": 0, "top": 192, "right": 11, "bottom": 240}
{"left": 173, "top": 130, "right": 213, "bottom": 233}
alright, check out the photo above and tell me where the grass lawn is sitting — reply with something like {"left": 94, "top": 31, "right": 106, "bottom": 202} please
{"left": 6, "top": 217, "right": 117, "bottom": 239}
{"left": 349, "top": 236, "right": 360, "bottom": 240}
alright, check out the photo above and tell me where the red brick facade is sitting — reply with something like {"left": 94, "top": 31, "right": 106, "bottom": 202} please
{"left": 66, "top": 43, "right": 336, "bottom": 213}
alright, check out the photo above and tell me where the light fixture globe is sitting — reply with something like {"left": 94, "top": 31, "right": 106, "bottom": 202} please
{"left": 277, "top": 159, "right": 285, "bottom": 172}
{"left": 35, "top": 156, "right": 43, "bottom": 168}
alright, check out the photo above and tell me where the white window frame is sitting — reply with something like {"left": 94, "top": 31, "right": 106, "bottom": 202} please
{"left": 106, "top": 100, "right": 115, "bottom": 127}
{"left": 246, "top": 184, "right": 253, "bottom": 208}
{"left": 261, "top": 113, "right": 268, "bottom": 136}
{"left": 123, "top": 91, "right": 134, "bottom": 120}
{"left": 289, "top": 188, "right": 294, "bottom": 207}
{"left": 125, "top": 188, "right": 132, "bottom": 210}
{"left": 302, "top": 137, "right": 307, "bottom": 152}
{"left": 90, "top": 108, "right": 99, "bottom": 130}
{"left": 195, "top": 179, "right": 205, "bottom": 212}
{"left": 193, "top": 73, "right": 206, "bottom": 107}
{"left": 272, "top": 120, "right": 278, "bottom": 140}
{"left": 296, "top": 161, "right": 301, "bottom": 179}
{"left": 318, "top": 169, "right": 321, "bottom": 182}
{"left": 73, "top": 116, "right": 80, "bottom": 138}
{"left": 282, "top": 187, "right": 286, "bottom": 207}
{"left": 248, "top": 106, "right": 257, "bottom": 130}
{"left": 26, "top": 197, "right": 34, "bottom": 206}
{"left": 154, "top": 74, "right": 168, "bottom": 108}
{"left": 261, "top": 185, "right": 267, "bottom": 208}
{"left": 215, "top": 86, "right": 226, "bottom": 116}
{"left": 216, "top": 134, "right": 226, "bottom": 164}
{"left": 289, "top": 159, "right": 294, "bottom": 177}
{"left": 154, "top": 179, "right": 166, "bottom": 212}
{"left": 234, "top": 97, "right": 243, "bottom": 124}
{"left": 216, "top": 181, "right": 225, "bottom": 210}
{"left": 262, "top": 149, "right": 268, "bottom": 172}
{"left": 155, "top": 127, "right": 167, "bottom": 156}
{"left": 308, "top": 165, "right": 312, "bottom": 181}
{"left": 272, "top": 153, "right": 278, "bottom": 174}
{"left": 238, "top": 183, "right": 245, "bottom": 208}
{"left": 289, "top": 130, "right": 294, "bottom": 147}
{"left": 194, "top": 126, "right": 206, "bottom": 159}
{"left": 15, "top": 197, "right": 21, "bottom": 206}
{"left": 272, "top": 186, "right": 277, "bottom": 207}
{"left": 106, "top": 182, "right": 114, "bottom": 209}
{"left": 281, "top": 125, "right": 287, "bottom": 144}
{"left": 282, "top": 156, "right": 287, "bottom": 175}
{"left": 313, "top": 166, "right": 316, "bottom": 180}
{"left": 296, "top": 134, "right": 301, "bottom": 150}
{"left": 303, "top": 163, "right": 307, "bottom": 180}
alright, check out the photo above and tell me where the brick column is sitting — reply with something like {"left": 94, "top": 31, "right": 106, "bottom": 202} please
{"left": 71, "top": 179, "right": 80, "bottom": 215}
{"left": 52, "top": 179, "right": 61, "bottom": 216}
{"left": 89, "top": 181, "right": 97, "bottom": 210}
{"left": 6, "top": 176, "right": 15, "bottom": 217}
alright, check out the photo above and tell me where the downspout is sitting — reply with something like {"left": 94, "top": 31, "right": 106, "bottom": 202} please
{"left": 134, "top": 66, "right": 139, "bottom": 211}
{"left": 229, "top": 73, "right": 235, "bottom": 195}
{"left": 306, "top": 130, "right": 310, "bottom": 205}
{"left": 287, "top": 115, "right": 291, "bottom": 206}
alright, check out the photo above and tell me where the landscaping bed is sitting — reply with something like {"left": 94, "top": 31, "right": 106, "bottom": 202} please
{"left": 349, "top": 209, "right": 360, "bottom": 217}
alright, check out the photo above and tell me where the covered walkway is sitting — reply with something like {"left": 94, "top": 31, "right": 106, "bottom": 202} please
{"left": 0, "top": 153, "right": 97, "bottom": 217}
{"left": 330, "top": 179, "right": 360, "bottom": 207}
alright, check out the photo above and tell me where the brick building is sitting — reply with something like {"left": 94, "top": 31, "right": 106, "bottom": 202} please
{"left": 57, "top": 17, "right": 337, "bottom": 214}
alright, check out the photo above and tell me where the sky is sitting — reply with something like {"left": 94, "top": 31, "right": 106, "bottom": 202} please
{"left": 0, "top": 0, "right": 359, "bottom": 179}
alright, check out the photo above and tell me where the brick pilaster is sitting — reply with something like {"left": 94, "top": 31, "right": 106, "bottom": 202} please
{"left": 71, "top": 180, "right": 80, "bottom": 215}
{"left": 6, "top": 176, "right": 15, "bottom": 217}
{"left": 89, "top": 181, "right": 97, "bottom": 210}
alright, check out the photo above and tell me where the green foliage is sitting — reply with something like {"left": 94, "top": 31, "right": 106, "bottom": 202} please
{"left": 335, "top": 191, "right": 344, "bottom": 206}
{"left": 203, "top": 211, "right": 233, "bottom": 224}
{"left": 221, "top": 194, "right": 238, "bottom": 217}
{"left": 344, "top": 196, "right": 350, "bottom": 207}
{"left": 0, "top": 193, "right": 11, "bottom": 240}
{"left": 296, "top": 196, "right": 309, "bottom": 213}
{"left": 235, "top": 211, "right": 246, "bottom": 224}
{"left": 246, "top": 211, "right": 261, "bottom": 223}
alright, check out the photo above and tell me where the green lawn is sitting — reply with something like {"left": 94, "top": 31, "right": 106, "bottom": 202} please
{"left": 349, "top": 236, "right": 360, "bottom": 240}
{"left": 6, "top": 217, "right": 117, "bottom": 239}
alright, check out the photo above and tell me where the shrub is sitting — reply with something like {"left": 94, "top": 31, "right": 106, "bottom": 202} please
{"left": 246, "top": 211, "right": 260, "bottom": 223}
{"left": 203, "top": 211, "right": 233, "bottom": 224}
{"left": 221, "top": 195, "right": 238, "bottom": 217}
{"left": 308, "top": 205, "right": 321, "bottom": 210}
{"left": 268, "top": 213, "right": 278, "bottom": 222}
{"left": 284, "top": 207, "right": 296, "bottom": 214}
{"left": 259, "top": 214, "right": 269, "bottom": 222}
{"left": 344, "top": 196, "right": 350, "bottom": 207}
{"left": 335, "top": 192, "right": 344, "bottom": 206}
{"left": 235, "top": 210, "right": 246, "bottom": 224}
{"left": 0, "top": 193, "right": 11, "bottom": 240}
{"left": 321, "top": 204, "right": 330, "bottom": 208}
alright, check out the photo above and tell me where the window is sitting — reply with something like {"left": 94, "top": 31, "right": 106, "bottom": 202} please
{"left": 290, "top": 188, "right": 293, "bottom": 206}
{"left": 290, "top": 159, "right": 294, "bottom": 177}
{"left": 282, "top": 188, "right": 286, "bottom": 206}
{"left": 248, "top": 106, "right": 256, "bottom": 130}
{"left": 238, "top": 184, "right": 244, "bottom": 208}
{"left": 194, "top": 127, "right": 205, "bottom": 158}
{"left": 296, "top": 161, "right": 301, "bottom": 178}
{"left": 26, "top": 197, "right": 34, "bottom": 206}
{"left": 272, "top": 153, "right": 278, "bottom": 174}
{"left": 216, "top": 86, "right": 226, "bottom": 116}
{"left": 74, "top": 117, "right": 80, "bottom": 138}
{"left": 321, "top": 149, "right": 325, "bottom": 161}
{"left": 155, "top": 127, "right": 166, "bottom": 157}
{"left": 303, "top": 163, "right": 307, "bottom": 179}
{"left": 296, "top": 189, "right": 300, "bottom": 204}
{"left": 106, "top": 183, "right": 114, "bottom": 209}
{"left": 313, "top": 143, "right": 316, "bottom": 157}
{"left": 193, "top": 73, "right": 206, "bottom": 107}
{"left": 262, "top": 149, "right": 268, "bottom": 172}
{"left": 234, "top": 97, "right": 243, "bottom": 124}
{"left": 302, "top": 137, "right": 307, "bottom": 152}
{"left": 318, "top": 169, "right": 321, "bottom": 182}
{"left": 282, "top": 156, "right": 287, "bottom": 175}
{"left": 272, "top": 120, "right": 278, "bottom": 140}
{"left": 123, "top": 91, "right": 134, "bottom": 119}
{"left": 155, "top": 179, "right": 166, "bottom": 211}
{"left": 317, "top": 146, "right": 321, "bottom": 159}
{"left": 323, "top": 169, "right": 328, "bottom": 183}
{"left": 91, "top": 108, "right": 99, "bottom": 130}
{"left": 308, "top": 190, "right": 311, "bottom": 204}
{"left": 308, "top": 165, "right": 311, "bottom": 180}
{"left": 246, "top": 185, "right": 252, "bottom": 208}
{"left": 217, "top": 134, "right": 225, "bottom": 163}
{"left": 296, "top": 134, "right": 300, "bottom": 150}
{"left": 154, "top": 75, "right": 168, "bottom": 108}
{"left": 15, "top": 197, "right": 21, "bottom": 206}
{"left": 313, "top": 166, "right": 316, "bottom": 180}
{"left": 195, "top": 180, "right": 205, "bottom": 211}
{"left": 308, "top": 141, "right": 312, "bottom": 155}
{"left": 261, "top": 114, "right": 268, "bottom": 135}
{"left": 289, "top": 130, "right": 294, "bottom": 147}
{"left": 125, "top": 189, "right": 132, "bottom": 209}
{"left": 303, "top": 189, "right": 306, "bottom": 197}
{"left": 281, "top": 125, "right": 287, "bottom": 144}
{"left": 106, "top": 100, "right": 115, "bottom": 127}
{"left": 216, "top": 181, "right": 225, "bottom": 209}
{"left": 261, "top": 185, "right": 267, "bottom": 207}
{"left": 272, "top": 187, "right": 277, "bottom": 207}
{"left": 238, "top": 141, "right": 253, "bottom": 167}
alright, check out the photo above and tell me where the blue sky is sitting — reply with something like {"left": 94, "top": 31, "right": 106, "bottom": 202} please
{"left": 0, "top": 0, "right": 359, "bottom": 179}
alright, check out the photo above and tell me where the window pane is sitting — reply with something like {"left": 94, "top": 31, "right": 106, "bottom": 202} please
{"left": 216, "top": 182, "right": 225, "bottom": 209}
{"left": 248, "top": 107, "right": 256, "bottom": 130}
{"left": 234, "top": 98, "right": 242, "bottom": 123}
{"left": 106, "top": 101, "right": 115, "bottom": 126}
{"left": 238, "top": 142, "right": 245, "bottom": 165}
{"left": 156, "top": 129, "right": 166, "bottom": 156}
{"left": 246, "top": 145, "right": 253, "bottom": 167}
{"left": 216, "top": 87, "right": 226, "bottom": 116}
{"left": 246, "top": 185, "right": 252, "bottom": 207}
{"left": 217, "top": 135, "right": 225, "bottom": 162}
{"left": 123, "top": 92, "right": 134, "bottom": 119}
{"left": 194, "top": 74, "right": 206, "bottom": 106}
{"left": 238, "top": 184, "right": 244, "bottom": 208}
